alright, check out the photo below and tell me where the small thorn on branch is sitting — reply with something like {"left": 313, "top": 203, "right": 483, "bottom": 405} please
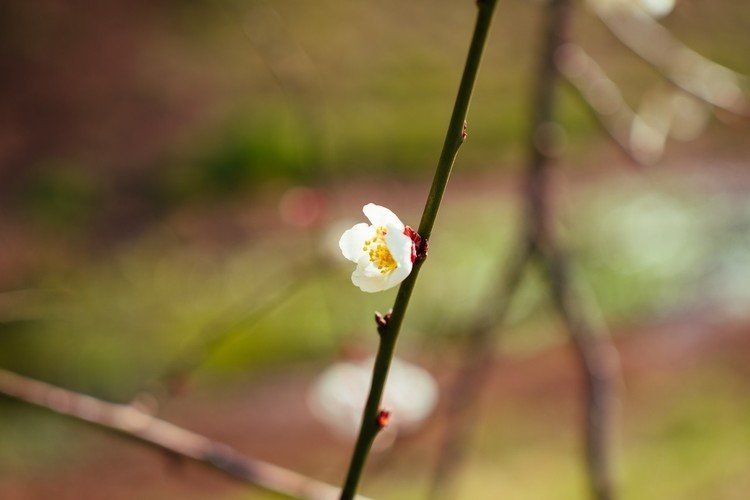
{"left": 416, "top": 238, "right": 428, "bottom": 262}
{"left": 374, "top": 310, "right": 392, "bottom": 335}
{"left": 461, "top": 121, "right": 468, "bottom": 141}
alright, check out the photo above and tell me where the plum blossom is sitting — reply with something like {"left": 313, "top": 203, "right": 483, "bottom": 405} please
{"left": 338, "top": 203, "right": 417, "bottom": 293}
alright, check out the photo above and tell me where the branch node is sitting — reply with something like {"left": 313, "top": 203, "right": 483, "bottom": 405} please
{"left": 376, "top": 409, "right": 391, "bottom": 430}
{"left": 404, "top": 226, "right": 428, "bottom": 263}
{"left": 374, "top": 310, "right": 393, "bottom": 335}
{"left": 416, "top": 238, "right": 428, "bottom": 262}
{"left": 461, "top": 120, "right": 468, "bottom": 142}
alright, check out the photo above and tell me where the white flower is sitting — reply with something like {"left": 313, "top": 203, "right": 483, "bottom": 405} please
{"left": 339, "top": 203, "right": 415, "bottom": 293}
{"left": 307, "top": 356, "right": 439, "bottom": 442}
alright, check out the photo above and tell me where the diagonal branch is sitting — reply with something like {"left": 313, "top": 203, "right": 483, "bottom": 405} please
{"left": 555, "top": 43, "right": 644, "bottom": 165}
{"left": 150, "top": 261, "right": 324, "bottom": 398}
{"left": 0, "top": 368, "right": 366, "bottom": 500}
{"left": 339, "top": 1, "right": 500, "bottom": 498}
{"left": 593, "top": 3, "right": 750, "bottom": 118}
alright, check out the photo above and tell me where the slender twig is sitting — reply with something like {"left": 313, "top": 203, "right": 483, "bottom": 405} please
{"left": 593, "top": 3, "right": 750, "bottom": 118}
{"left": 536, "top": 244, "right": 620, "bottom": 500}
{"left": 0, "top": 368, "right": 366, "bottom": 500}
{"left": 524, "top": 1, "right": 619, "bottom": 498}
{"left": 150, "top": 261, "right": 325, "bottom": 397}
{"left": 555, "top": 43, "right": 644, "bottom": 165}
{"left": 430, "top": 1, "right": 621, "bottom": 498}
{"left": 338, "top": 1, "right": 500, "bottom": 498}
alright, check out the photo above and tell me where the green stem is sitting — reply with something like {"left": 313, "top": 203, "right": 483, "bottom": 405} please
{"left": 339, "top": 2, "right": 499, "bottom": 498}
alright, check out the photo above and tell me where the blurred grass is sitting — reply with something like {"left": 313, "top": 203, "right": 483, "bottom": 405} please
{"left": 5, "top": 163, "right": 749, "bottom": 492}
{"left": 2, "top": 168, "right": 749, "bottom": 395}
{"left": 1, "top": 166, "right": 748, "bottom": 494}
{"left": 8, "top": 0, "right": 749, "bottom": 213}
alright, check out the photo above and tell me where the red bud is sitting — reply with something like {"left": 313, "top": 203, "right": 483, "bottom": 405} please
{"left": 376, "top": 409, "right": 391, "bottom": 429}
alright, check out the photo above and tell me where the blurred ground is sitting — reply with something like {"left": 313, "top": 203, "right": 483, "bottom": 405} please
{"left": 2, "top": 149, "right": 750, "bottom": 499}
{"left": 2, "top": 309, "right": 749, "bottom": 500}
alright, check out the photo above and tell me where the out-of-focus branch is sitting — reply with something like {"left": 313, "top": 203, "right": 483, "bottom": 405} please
{"left": 0, "top": 368, "right": 364, "bottom": 500}
{"left": 525, "top": 2, "right": 620, "bottom": 498}
{"left": 150, "top": 261, "right": 325, "bottom": 398}
{"left": 558, "top": 41, "right": 719, "bottom": 166}
{"left": 430, "top": 1, "right": 622, "bottom": 498}
{"left": 593, "top": 3, "right": 749, "bottom": 118}
{"left": 430, "top": 240, "right": 533, "bottom": 499}
{"left": 555, "top": 43, "right": 644, "bottom": 165}
{"left": 536, "top": 243, "right": 621, "bottom": 500}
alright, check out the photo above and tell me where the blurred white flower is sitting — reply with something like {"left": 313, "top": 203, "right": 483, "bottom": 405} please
{"left": 588, "top": 0, "right": 677, "bottom": 18}
{"left": 638, "top": 0, "right": 676, "bottom": 18}
{"left": 338, "top": 203, "right": 416, "bottom": 293}
{"left": 307, "top": 356, "right": 438, "bottom": 443}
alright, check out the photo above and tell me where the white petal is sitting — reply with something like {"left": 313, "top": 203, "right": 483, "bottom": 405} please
{"left": 351, "top": 260, "right": 390, "bottom": 293}
{"left": 386, "top": 229, "right": 414, "bottom": 267}
{"left": 360, "top": 258, "right": 384, "bottom": 278}
{"left": 384, "top": 262, "right": 411, "bottom": 289}
{"left": 363, "top": 203, "right": 404, "bottom": 230}
{"left": 339, "top": 223, "right": 373, "bottom": 263}
{"left": 351, "top": 256, "right": 411, "bottom": 293}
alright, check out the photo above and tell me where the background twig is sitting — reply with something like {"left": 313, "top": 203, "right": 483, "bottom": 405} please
{"left": 594, "top": 3, "right": 749, "bottom": 118}
{"left": 555, "top": 43, "right": 643, "bottom": 165}
{"left": 430, "top": 240, "right": 532, "bottom": 499}
{"left": 523, "top": 1, "right": 620, "bottom": 497}
{"left": 148, "top": 260, "right": 327, "bottom": 399}
{"left": 430, "top": 1, "right": 622, "bottom": 498}
{"left": 0, "top": 368, "right": 364, "bottom": 500}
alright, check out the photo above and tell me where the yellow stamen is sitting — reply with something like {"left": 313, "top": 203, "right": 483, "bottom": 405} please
{"left": 362, "top": 225, "right": 397, "bottom": 275}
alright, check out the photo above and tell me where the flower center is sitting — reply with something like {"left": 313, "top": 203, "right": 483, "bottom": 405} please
{"left": 361, "top": 226, "right": 397, "bottom": 275}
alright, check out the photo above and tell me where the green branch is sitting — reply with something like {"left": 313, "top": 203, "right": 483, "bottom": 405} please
{"left": 339, "top": 1, "right": 500, "bottom": 498}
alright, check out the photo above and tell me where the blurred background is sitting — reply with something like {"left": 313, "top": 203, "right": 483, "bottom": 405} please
{"left": 1, "top": 0, "right": 749, "bottom": 498}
